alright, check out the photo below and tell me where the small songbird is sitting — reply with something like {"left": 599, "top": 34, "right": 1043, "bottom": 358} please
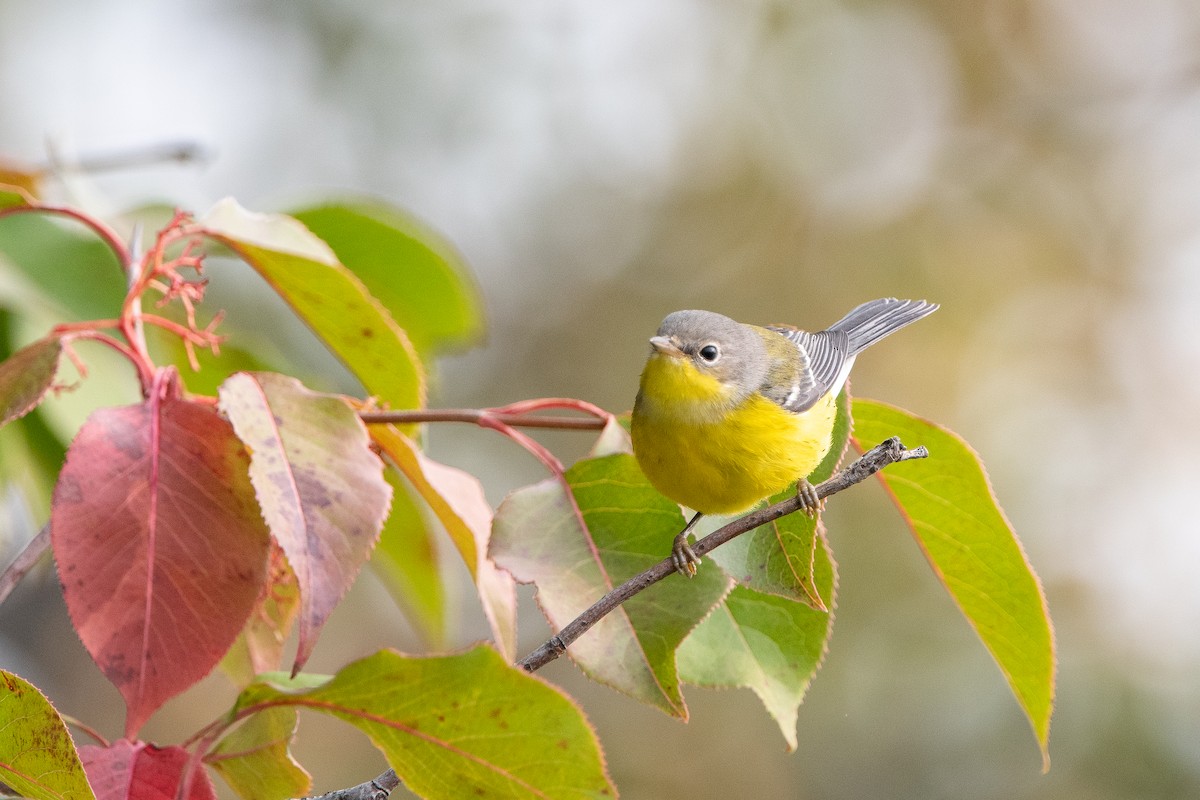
{"left": 630, "top": 297, "right": 938, "bottom": 576}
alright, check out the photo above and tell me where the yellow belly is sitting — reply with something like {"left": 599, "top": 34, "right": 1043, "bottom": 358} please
{"left": 632, "top": 385, "right": 836, "bottom": 515}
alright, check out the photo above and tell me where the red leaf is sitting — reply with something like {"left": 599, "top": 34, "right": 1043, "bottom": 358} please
{"left": 218, "top": 372, "right": 392, "bottom": 673}
{"left": 81, "top": 740, "right": 217, "bottom": 800}
{"left": 52, "top": 384, "right": 270, "bottom": 737}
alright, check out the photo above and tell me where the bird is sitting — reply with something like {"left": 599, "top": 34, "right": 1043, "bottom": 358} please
{"left": 630, "top": 297, "right": 938, "bottom": 576}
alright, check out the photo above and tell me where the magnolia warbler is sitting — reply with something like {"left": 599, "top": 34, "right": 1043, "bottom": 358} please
{"left": 631, "top": 297, "right": 937, "bottom": 576}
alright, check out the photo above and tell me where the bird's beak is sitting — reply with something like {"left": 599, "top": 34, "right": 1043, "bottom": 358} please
{"left": 649, "top": 335, "right": 684, "bottom": 358}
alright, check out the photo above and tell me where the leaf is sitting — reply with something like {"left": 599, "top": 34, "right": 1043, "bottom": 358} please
{"left": 0, "top": 670, "right": 96, "bottom": 800}
{"left": 290, "top": 202, "right": 484, "bottom": 357}
{"left": 371, "top": 425, "right": 517, "bottom": 660}
{"left": 708, "top": 388, "right": 851, "bottom": 610}
{"left": 851, "top": 398, "right": 1056, "bottom": 769}
{"left": 678, "top": 531, "right": 837, "bottom": 751}
{"left": 208, "top": 708, "right": 310, "bottom": 800}
{"left": 51, "top": 383, "right": 271, "bottom": 737}
{"left": 0, "top": 335, "right": 62, "bottom": 429}
{"left": 233, "top": 646, "right": 614, "bottom": 800}
{"left": 0, "top": 314, "right": 67, "bottom": 523}
{"left": 492, "top": 453, "right": 730, "bottom": 717}
{"left": 220, "top": 544, "right": 302, "bottom": 686}
{"left": 218, "top": 372, "right": 392, "bottom": 674}
{"left": 0, "top": 212, "right": 126, "bottom": 323}
{"left": 80, "top": 741, "right": 217, "bottom": 800}
{"left": 197, "top": 198, "right": 425, "bottom": 411}
{"left": 371, "top": 471, "right": 446, "bottom": 647}
{"left": 0, "top": 177, "right": 37, "bottom": 207}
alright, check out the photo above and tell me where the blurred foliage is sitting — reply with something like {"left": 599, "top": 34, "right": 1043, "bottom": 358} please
{"left": 2, "top": 0, "right": 1199, "bottom": 797}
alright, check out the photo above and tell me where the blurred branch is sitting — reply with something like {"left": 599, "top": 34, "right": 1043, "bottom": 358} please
{"left": 43, "top": 140, "right": 210, "bottom": 176}
{"left": 0, "top": 524, "right": 49, "bottom": 606}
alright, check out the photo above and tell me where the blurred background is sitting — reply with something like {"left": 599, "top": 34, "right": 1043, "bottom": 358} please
{"left": 2, "top": 0, "right": 1198, "bottom": 797}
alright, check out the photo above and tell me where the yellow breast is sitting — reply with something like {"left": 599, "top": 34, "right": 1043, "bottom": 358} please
{"left": 631, "top": 355, "right": 836, "bottom": 515}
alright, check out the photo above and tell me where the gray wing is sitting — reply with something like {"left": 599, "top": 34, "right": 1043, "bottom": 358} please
{"left": 763, "top": 298, "right": 937, "bottom": 414}
{"left": 762, "top": 326, "right": 849, "bottom": 413}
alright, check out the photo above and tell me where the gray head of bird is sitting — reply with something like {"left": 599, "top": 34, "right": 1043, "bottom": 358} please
{"left": 648, "top": 310, "right": 769, "bottom": 402}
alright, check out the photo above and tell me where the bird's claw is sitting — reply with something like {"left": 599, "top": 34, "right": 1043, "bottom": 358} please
{"left": 672, "top": 531, "right": 700, "bottom": 578}
{"left": 797, "top": 479, "right": 823, "bottom": 516}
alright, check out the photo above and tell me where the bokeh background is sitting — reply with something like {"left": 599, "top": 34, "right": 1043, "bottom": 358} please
{"left": 2, "top": 1, "right": 1199, "bottom": 798}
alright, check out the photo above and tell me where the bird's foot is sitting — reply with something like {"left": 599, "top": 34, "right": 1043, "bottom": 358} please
{"left": 797, "top": 479, "right": 823, "bottom": 515}
{"left": 672, "top": 531, "right": 700, "bottom": 578}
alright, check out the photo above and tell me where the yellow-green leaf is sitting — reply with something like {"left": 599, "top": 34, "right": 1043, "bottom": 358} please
{"left": 233, "top": 646, "right": 614, "bottom": 800}
{"left": 851, "top": 398, "right": 1055, "bottom": 769}
{"left": 198, "top": 198, "right": 424, "bottom": 411}
{"left": 678, "top": 532, "right": 835, "bottom": 752}
{"left": 290, "top": 202, "right": 483, "bottom": 358}
{"left": 209, "top": 707, "right": 310, "bottom": 800}
{"left": 0, "top": 670, "right": 97, "bottom": 800}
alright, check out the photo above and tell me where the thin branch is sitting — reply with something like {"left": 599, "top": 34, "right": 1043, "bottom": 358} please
{"left": 61, "top": 713, "right": 110, "bottom": 748}
{"left": 0, "top": 524, "right": 50, "bottom": 607}
{"left": 361, "top": 408, "right": 607, "bottom": 430}
{"left": 363, "top": 401, "right": 614, "bottom": 476}
{"left": 516, "top": 436, "right": 929, "bottom": 673}
{"left": 47, "top": 141, "right": 209, "bottom": 175}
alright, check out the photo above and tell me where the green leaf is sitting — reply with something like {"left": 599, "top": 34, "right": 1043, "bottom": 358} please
{"left": 371, "top": 425, "right": 516, "bottom": 660}
{"left": 198, "top": 198, "right": 425, "bottom": 411}
{"left": 233, "top": 646, "right": 615, "bottom": 800}
{"left": 371, "top": 471, "right": 446, "bottom": 647}
{"left": 218, "top": 372, "right": 393, "bottom": 674}
{"left": 678, "top": 533, "right": 836, "bottom": 752}
{"left": 208, "top": 708, "right": 310, "bottom": 800}
{"left": 0, "top": 183, "right": 34, "bottom": 209}
{"left": 493, "top": 453, "right": 730, "bottom": 718}
{"left": 0, "top": 213, "right": 126, "bottom": 322}
{"left": 851, "top": 398, "right": 1055, "bottom": 769}
{"left": 0, "top": 670, "right": 97, "bottom": 800}
{"left": 290, "top": 202, "right": 483, "bottom": 358}
{"left": 0, "top": 410, "right": 63, "bottom": 531}
{"left": 709, "top": 389, "right": 851, "bottom": 610}
{"left": 0, "top": 335, "right": 62, "bottom": 429}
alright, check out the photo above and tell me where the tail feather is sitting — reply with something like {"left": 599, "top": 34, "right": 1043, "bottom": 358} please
{"left": 828, "top": 298, "right": 939, "bottom": 355}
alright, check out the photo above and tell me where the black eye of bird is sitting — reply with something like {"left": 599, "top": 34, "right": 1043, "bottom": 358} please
{"left": 698, "top": 344, "right": 719, "bottom": 363}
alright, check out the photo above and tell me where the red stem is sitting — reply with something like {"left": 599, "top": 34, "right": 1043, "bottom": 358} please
{"left": 0, "top": 204, "right": 129, "bottom": 269}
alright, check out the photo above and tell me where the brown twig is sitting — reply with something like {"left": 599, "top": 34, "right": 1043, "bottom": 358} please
{"left": 516, "top": 436, "right": 928, "bottom": 673}
{"left": 299, "top": 770, "right": 401, "bottom": 800}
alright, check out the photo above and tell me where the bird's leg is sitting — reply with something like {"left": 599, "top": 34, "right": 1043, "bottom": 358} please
{"left": 672, "top": 511, "right": 704, "bottom": 578}
{"left": 796, "top": 478, "right": 822, "bottom": 515}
